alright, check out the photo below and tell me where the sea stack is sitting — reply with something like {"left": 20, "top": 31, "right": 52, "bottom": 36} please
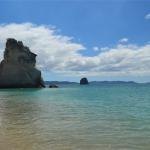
{"left": 80, "top": 77, "right": 89, "bottom": 84}
{"left": 0, "top": 38, "right": 45, "bottom": 88}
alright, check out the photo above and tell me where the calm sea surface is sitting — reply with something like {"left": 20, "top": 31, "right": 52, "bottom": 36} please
{"left": 0, "top": 85, "right": 150, "bottom": 150}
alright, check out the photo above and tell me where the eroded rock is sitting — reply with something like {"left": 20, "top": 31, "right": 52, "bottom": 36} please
{"left": 0, "top": 38, "right": 46, "bottom": 88}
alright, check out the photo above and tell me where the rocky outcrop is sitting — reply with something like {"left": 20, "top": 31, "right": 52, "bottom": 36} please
{"left": 0, "top": 38, "right": 46, "bottom": 88}
{"left": 49, "top": 84, "right": 58, "bottom": 88}
{"left": 80, "top": 77, "right": 89, "bottom": 84}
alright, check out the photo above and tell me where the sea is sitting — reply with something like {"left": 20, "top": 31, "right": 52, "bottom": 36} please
{"left": 0, "top": 84, "right": 150, "bottom": 150}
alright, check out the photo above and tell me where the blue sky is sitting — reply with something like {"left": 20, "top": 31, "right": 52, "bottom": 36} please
{"left": 0, "top": 1, "right": 150, "bottom": 83}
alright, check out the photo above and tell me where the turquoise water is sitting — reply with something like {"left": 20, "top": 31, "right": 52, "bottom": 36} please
{"left": 0, "top": 85, "right": 150, "bottom": 150}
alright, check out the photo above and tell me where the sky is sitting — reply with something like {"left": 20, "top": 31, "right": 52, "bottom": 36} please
{"left": 0, "top": 0, "right": 150, "bottom": 83}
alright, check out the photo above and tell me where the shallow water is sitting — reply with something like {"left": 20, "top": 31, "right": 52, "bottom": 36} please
{"left": 0, "top": 85, "right": 150, "bottom": 150}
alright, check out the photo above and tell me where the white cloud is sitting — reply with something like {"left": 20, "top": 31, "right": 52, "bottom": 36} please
{"left": 49, "top": 25, "right": 56, "bottom": 29}
{"left": 145, "top": 14, "right": 150, "bottom": 19}
{"left": 57, "top": 29, "right": 61, "bottom": 32}
{"left": 101, "top": 47, "right": 108, "bottom": 51}
{"left": 117, "top": 44, "right": 138, "bottom": 50}
{"left": 0, "top": 23, "right": 150, "bottom": 77}
{"left": 93, "top": 47, "right": 98, "bottom": 51}
{"left": 119, "top": 38, "right": 128, "bottom": 42}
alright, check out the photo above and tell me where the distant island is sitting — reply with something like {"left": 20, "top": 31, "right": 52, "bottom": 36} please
{"left": 44, "top": 81, "right": 147, "bottom": 85}
{"left": 44, "top": 81, "right": 79, "bottom": 85}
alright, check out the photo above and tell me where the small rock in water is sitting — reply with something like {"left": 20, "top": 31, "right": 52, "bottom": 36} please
{"left": 49, "top": 84, "right": 58, "bottom": 88}
{"left": 80, "top": 77, "right": 89, "bottom": 84}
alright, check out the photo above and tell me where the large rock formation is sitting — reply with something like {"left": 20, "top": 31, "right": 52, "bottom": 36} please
{"left": 80, "top": 77, "right": 89, "bottom": 84}
{"left": 0, "top": 38, "right": 45, "bottom": 88}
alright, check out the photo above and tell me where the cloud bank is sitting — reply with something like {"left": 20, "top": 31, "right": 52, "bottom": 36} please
{"left": 0, "top": 23, "right": 150, "bottom": 77}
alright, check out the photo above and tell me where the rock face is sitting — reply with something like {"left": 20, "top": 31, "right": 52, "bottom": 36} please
{"left": 80, "top": 77, "right": 89, "bottom": 84}
{"left": 49, "top": 84, "right": 58, "bottom": 88}
{"left": 0, "top": 38, "right": 46, "bottom": 88}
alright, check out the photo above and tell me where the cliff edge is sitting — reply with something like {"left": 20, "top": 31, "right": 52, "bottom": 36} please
{"left": 0, "top": 38, "right": 46, "bottom": 88}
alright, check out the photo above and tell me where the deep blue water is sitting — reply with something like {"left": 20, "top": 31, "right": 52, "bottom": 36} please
{"left": 0, "top": 85, "right": 150, "bottom": 150}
